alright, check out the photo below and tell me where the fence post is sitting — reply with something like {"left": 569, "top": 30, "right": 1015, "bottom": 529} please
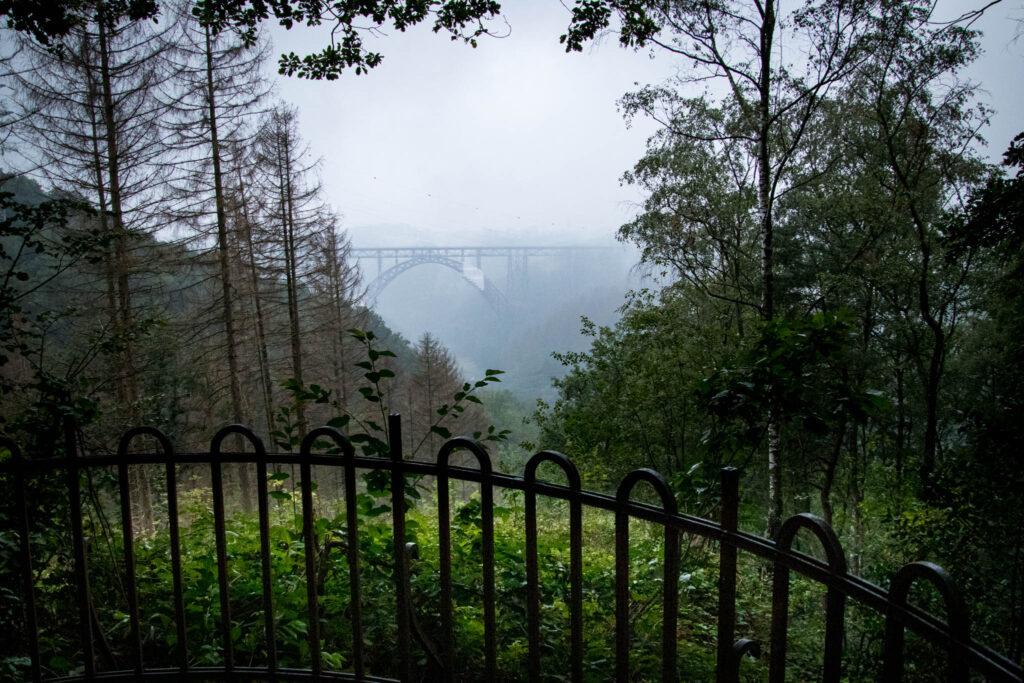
{"left": 300, "top": 438, "right": 321, "bottom": 675}
{"left": 389, "top": 414, "right": 412, "bottom": 682}
{"left": 882, "top": 561, "right": 970, "bottom": 682}
{"left": 717, "top": 467, "right": 739, "bottom": 682}
{"left": 524, "top": 452, "right": 583, "bottom": 683}
{"left": 769, "top": 514, "right": 847, "bottom": 683}
{"left": 3, "top": 438, "right": 41, "bottom": 682}
{"left": 65, "top": 418, "right": 96, "bottom": 677}
{"left": 209, "top": 427, "right": 237, "bottom": 671}
{"left": 615, "top": 469, "right": 679, "bottom": 682}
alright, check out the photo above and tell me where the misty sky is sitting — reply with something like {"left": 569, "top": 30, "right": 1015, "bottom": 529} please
{"left": 269, "top": 0, "right": 1024, "bottom": 250}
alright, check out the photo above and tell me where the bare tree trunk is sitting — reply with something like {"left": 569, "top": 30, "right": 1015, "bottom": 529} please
{"left": 327, "top": 232, "right": 352, "bottom": 415}
{"left": 896, "top": 363, "right": 905, "bottom": 498}
{"left": 280, "top": 132, "right": 306, "bottom": 438}
{"left": 757, "top": 0, "right": 781, "bottom": 539}
{"left": 849, "top": 427, "right": 865, "bottom": 576}
{"left": 98, "top": 9, "right": 151, "bottom": 532}
{"left": 819, "top": 416, "right": 846, "bottom": 529}
{"left": 84, "top": 58, "right": 118, "bottom": 333}
{"left": 236, "top": 168, "right": 275, "bottom": 438}
{"left": 204, "top": 24, "right": 253, "bottom": 510}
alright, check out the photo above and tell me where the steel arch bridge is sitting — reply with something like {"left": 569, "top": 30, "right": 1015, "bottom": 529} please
{"left": 362, "top": 253, "right": 508, "bottom": 313}
{"left": 351, "top": 246, "right": 608, "bottom": 316}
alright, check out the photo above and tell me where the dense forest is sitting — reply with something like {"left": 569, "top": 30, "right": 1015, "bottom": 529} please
{"left": 0, "top": 5, "right": 504, "bottom": 457}
{"left": 1, "top": 0, "right": 1023, "bottom": 680}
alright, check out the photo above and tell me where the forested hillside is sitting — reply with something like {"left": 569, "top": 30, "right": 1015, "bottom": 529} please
{"left": 534, "top": 0, "right": 1024, "bottom": 665}
{"left": 0, "top": 0, "right": 1022, "bottom": 679}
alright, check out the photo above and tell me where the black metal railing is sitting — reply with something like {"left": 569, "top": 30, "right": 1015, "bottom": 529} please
{"left": 1, "top": 416, "right": 1022, "bottom": 682}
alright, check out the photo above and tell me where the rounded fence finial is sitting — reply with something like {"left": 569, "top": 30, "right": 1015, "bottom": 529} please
{"left": 774, "top": 513, "right": 847, "bottom": 574}
{"left": 770, "top": 514, "right": 847, "bottom": 683}
{"left": 210, "top": 424, "right": 265, "bottom": 456}
{"left": 882, "top": 561, "right": 970, "bottom": 681}
{"left": 436, "top": 436, "right": 492, "bottom": 474}
{"left": 117, "top": 426, "right": 174, "bottom": 457}
{"left": 616, "top": 468, "right": 677, "bottom": 515}
{"left": 300, "top": 427, "right": 355, "bottom": 458}
{"left": 523, "top": 450, "right": 581, "bottom": 490}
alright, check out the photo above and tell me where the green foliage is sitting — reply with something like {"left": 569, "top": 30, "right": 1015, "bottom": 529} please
{"left": 696, "top": 310, "right": 887, "bottom": 456}
{"left": 2, "top": 471, "right": 741, "bottom": 680}
{"left": 3, "top": 0, "right": 503, "bottom": 80}
{"left": 269, "top": 328, "right": 509, "bottom": 513}
{"left": 560, "top": 0, "right": 661, "bottom": 53}
{"left": 0, "top": 178, "right": 126, "bottom": 449}
{"left": 531, "top": 291, "right": 737, "bottom": 506}
{"left": 273, "top": 328, "right": 508, "bottom": 455}
{"left": 189, "top": 0, "right": 503, "bottom": 78}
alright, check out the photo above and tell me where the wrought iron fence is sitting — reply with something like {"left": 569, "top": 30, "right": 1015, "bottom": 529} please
{"left": 1, "top": 416, "right": 1022, "bottom": 682}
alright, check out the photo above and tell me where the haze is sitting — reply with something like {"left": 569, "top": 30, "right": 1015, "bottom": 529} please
{"left": 270, "top": 0, "right": 1024, "bottom": 250}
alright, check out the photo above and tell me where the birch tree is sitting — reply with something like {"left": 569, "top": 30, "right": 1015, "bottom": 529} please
{"left": 566, "top": 0, "right": 893, "bottom": 535}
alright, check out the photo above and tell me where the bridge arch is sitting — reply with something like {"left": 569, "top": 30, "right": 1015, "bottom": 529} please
{"left": 363, "top": 254, "right": 508, "bottom": 314}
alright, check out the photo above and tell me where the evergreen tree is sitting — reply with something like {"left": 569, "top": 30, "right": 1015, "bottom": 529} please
{"left": 161, "top": 0, "right": 270, "bottom": 434}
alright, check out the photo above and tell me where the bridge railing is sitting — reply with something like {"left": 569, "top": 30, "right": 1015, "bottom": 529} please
{"left": 1, "top": 417, "right": 1021, "bottom": 682}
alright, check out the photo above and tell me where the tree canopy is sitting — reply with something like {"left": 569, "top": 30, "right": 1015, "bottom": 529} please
{"left": 2, "top": 0, "right": 505, "bottom": 78}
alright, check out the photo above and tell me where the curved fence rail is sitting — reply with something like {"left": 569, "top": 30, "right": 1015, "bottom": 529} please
{"left": 1, "top": 417, "right": 1022, "bottom": 682}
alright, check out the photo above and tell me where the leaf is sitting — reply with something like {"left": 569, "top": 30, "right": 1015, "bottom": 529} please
{"left": 430, "top": 425, "right": 452, "bottom": 439}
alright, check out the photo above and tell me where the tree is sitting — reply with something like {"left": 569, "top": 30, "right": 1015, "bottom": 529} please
{"left": 9, "top": 3, "right": 180, "bottom": 530}
{"left": 306, "top": 212, "right": 365, "bottom": 417}
{"left": 407, "top": 332, "right": 461, "bottom": 457}
{"left": 534, "top": 295, "right": 728, "bottom": 500}
{"left": 618, "top": 95, "right": 760, "bottom": 337}
{"left": 3, "top": 0, "right": 503, "bottom": 79}
{"left": 843, "top": 8, "right": 986, "bottom": 486}
{"left": 574, "top": 0, "right": 886, "bottom": 534}
{"left": 12, "top": 3, "right": 172, "bottom": 423}
{"left": 162, "top": 0, "right": 269, "bottom": 464}
{"left": 937, "top": 132, "right": 1024, "bottom": 661}
{"left": 254, "top": 104, "right": 321, "bottom": 437}
{"left": 224, "top": 145, "right": 277, "bottom": 434}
